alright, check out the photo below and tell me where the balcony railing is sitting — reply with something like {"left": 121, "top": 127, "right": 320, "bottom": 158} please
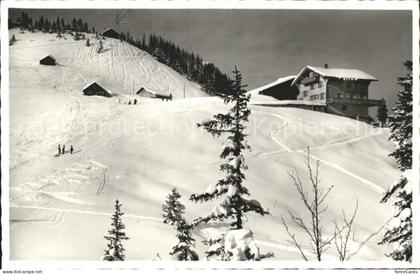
{"left": 301, "top": 76, "right": 319, "bottom": 85}
{"left": 326, "top": 98, "right": 385, "bottom": 106}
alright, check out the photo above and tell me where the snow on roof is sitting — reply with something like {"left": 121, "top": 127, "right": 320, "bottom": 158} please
{"left": 292, "top": 66, "right": 377, "bottom": 86}
{"left": 249, "top": 75, "right": 296, "bottom": 95}
{"left": 102, "top": 27, "right": 117, "bottom": 33}
{"left": 251, "top": 99, "right": 326, "bottom": 107}
{"left": 137, "top": 86, "right": 157, "bottom": 95}
{"left": 40, "top": 55, "right": 55, "bottom": 60}
{"left": 82, "top": 81, "right": 112, "bottom": 94}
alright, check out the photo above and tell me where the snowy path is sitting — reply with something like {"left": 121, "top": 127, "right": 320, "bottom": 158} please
{"left": 10, "top": 204, "right": 161, "bottom": 222}
{"left": 255, "top": 109, "right": 386, "bottom": 194}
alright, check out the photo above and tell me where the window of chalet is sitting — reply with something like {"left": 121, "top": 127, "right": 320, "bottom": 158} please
{"left": 304, "top": 90, "right": 308, "bottom": 97}
{"left": 342, "top": 105, "right": 347, "bottom": 111}
{"left": 320, "top": 93, "right": 325, "bottom": 99}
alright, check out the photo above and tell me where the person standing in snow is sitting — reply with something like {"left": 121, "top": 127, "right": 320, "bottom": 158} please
{"left": 58, "top": 144, "right": 61, "bottom": 155}
{"left": 62, "top": 145, "right": 65, "bottom": 155}
{"left": 70, "top": 145, "right": 74, "bottom": 154}
{"left": 128, "top": 101, "right": 131, "bottom": 105}
{"left": 134, "top": 99, "right": 137, "bottom": 105}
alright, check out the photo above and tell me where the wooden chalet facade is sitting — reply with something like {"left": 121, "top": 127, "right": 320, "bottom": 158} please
{"left": 101, "top": 28, "right": 120, "bottom": 39}
{"left": 291, "top": 64, "right": 384, "bottom": 121}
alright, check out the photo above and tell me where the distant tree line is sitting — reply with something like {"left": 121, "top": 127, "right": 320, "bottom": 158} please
{"left": 9, "top": 11, "right": 231, "bottom": 95}
{"left": 123, "top": 33, "right": 231, "bottom": 95}
{"left": 9, "top": 12, "right": 96, "bottom": 34}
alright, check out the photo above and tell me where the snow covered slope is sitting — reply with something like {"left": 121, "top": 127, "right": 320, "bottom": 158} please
{"left": 8, "top": 30, "right": 400, "bottom": 261}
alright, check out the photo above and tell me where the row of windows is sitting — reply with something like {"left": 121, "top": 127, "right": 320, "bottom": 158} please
{"left": 335, "top": 93, "right": 368, "bottom": 99}
{"left": 301, "top": 82, "right": 323, "bottom": 90}
{"left": 306, "top": 92, "right": 325, "bottom": 101}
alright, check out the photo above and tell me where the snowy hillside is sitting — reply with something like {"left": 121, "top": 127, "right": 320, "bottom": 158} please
{"left": 9, "top": 30, "right": 400, "bottom": 261}
{"left": 9, "top": 29, "right": 205, "bottom": 98}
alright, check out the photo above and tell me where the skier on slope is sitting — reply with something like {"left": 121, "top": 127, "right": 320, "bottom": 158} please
{"left": 62, "top": 145, "right": 65, "bottom": 154}
{"left": 58, "top": 144, "right": 61, "bottom": 155}
{"left": 70, "top": 145, "right": 74, "bottom": 154}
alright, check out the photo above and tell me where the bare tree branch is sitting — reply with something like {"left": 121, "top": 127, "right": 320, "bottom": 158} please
{"left": 281, "top": 216, "right": 309, "bottom": 261}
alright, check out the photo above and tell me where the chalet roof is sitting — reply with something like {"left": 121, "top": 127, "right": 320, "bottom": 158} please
{"left": 82, "top": 81, "right": 112, "bottom": 94}
{"left": 137, "top": 86, "right": 157, "bottom": 95}
{"left": 249, "top": 75, "right": 296, "bottom": 94}
{"left": 292, "top": 66, "right": 377, "bottom": 86}
{"left": 40, "top": 55, "right": 55, "bottom": 61}
{"left": 101, "top": 28, "right": 119, "bottom": 34}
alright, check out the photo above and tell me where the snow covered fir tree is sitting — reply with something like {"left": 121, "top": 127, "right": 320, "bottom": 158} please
{"left": 379, "top": 60, "right": 412, "bottom": 261}
{"left": 170, "top": 217, "right": 199, "bottom": 261}
{"left": 162, "top": 188, "right": 198, "bottom": 260}
{"left": 190, "top": 66, "right": 269, "bottom": 260}
{"left": 162, "top": 188, "right": 186, "bottom": 226}
{"left": 103, "top": 199, "right": 129, "bottom": 261}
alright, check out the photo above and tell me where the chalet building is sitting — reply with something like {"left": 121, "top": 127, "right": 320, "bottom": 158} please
{"left": 39, "top": 55, "right": 56, "bottom": 66}
{"left": 101, "top": 28, "right": 120, "bottom": 39}
{"left": 252, "top": 75, "right": 299, "bottom": 100}
{"left": 136, "top": 87, "right": 172, "bottom": 101}
{"left": 291, "top": 64, "right": 384, "bottom": 121}
{"left": 82, "top": 82, "right": 112, "bottom": 97}
{"left": 136, "top": 87, "right": 157, "bottom": 98}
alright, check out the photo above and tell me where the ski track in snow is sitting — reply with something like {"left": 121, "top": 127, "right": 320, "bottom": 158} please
{"left": 10, "top": 204, "right": 161, "bottom": 222}
{"left": 254, "top": 110, "right": 385, "bottom": 194}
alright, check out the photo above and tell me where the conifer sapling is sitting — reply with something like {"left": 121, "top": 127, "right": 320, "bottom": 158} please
{"left": 103, "top": 199, "right": 129, "bottom": 261}
{"left": 162, "top": 188, "right": 185, "bottom": 226}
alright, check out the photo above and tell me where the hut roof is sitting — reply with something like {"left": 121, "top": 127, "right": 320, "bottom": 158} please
{"left": 292, "top": 66, "right": 377, "bottom": 86}
{"left": 82, "top": 81, "right": 112, "bottom": 94}
{"left": 249, "top": 75, "right": 296, "bottom": 95}
{"left": 40, "top": 55, "right": 56, "bottom": 61}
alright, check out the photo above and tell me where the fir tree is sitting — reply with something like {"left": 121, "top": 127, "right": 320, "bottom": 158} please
{"left": 190, "top": 66, "right": 268, "bottom": 259}
{"left": 162, "top": 188, "right": 185, "bottom": 226}
{"left": 388, "top": 60, "right": 412, "bottom": 171}
{"left": 379, "top": 61, "right": 412, "bottom": 262}
{"left": 103, "top": 199, "right": 129, "bottom": 261}
{"left": 377, "top": 101, "right": 388, "bottom": 127}
{"left": 170, "top": 217, "right": 199, "bottom": 261}
{"left": 86, "top": 38, "right": 90, "bottom": 47}
{"left": 191, "top": 66, "right": 268, "bottom": 228}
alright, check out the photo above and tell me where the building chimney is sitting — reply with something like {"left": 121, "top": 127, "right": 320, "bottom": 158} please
{"left": 324, "top": 64, "right": 328, "bottom": 69}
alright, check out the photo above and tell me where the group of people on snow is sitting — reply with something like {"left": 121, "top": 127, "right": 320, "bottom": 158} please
{"left": 58, "top": 144, "right": 74, "bottom": 155}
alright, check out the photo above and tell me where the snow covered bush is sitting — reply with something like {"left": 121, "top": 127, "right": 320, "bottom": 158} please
{"left": 379, "top": 61, "right": 412, "bottom": 262}
{"left": 190, "top": 66, "right": 269, "bottom": 260}
{"left": 102, "top": 199, "right": 129, "bottom": 261}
